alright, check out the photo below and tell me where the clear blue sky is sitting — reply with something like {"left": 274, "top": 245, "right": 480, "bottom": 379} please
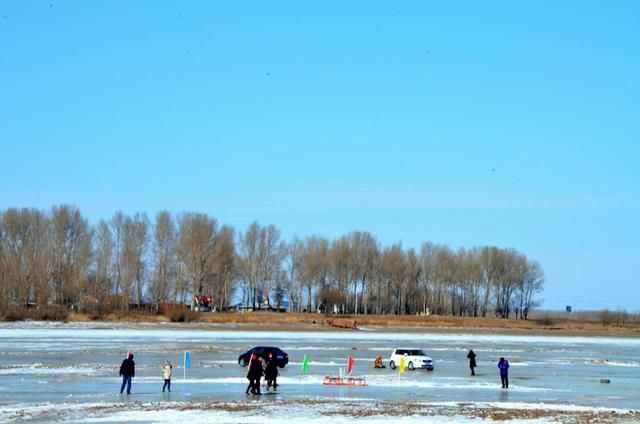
{"left": 1, "top": 1, "right": 639, "bottom": 311}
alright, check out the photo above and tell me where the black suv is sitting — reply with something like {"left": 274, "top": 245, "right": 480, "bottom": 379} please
{"left": 238, "top": 346, "right": 289, "bottom": 368}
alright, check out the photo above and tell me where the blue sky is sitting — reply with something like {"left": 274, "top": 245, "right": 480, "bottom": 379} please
{"left": 1, "top": 1, "right": 639, "bottom": 310}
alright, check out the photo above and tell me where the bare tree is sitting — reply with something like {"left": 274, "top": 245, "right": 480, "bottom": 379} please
{"left": 404, "top": 248, "right": 421, "bottom": 314}
{"left": 493, "top": 249, "right": 523, "bottom": 318}
{"left": 121, "top": 213, "right": 149, "bottom": 308}
{"left": 237, "top": 221, "right": 260, "bottom": 308}
{"left": 177, "top": 213, "right": 217, "bottom": 310}
{"left": 237, "top": 222, "right": 283, "bottom": 309}
{"left": 211, "top": 224, "right": 236, "bottom": 309}
{"left": 379, "top": 244, "right": 405, "bottom": 315}
{"left": 516, "top": 259, "right": 545, "bottom": 319}
{"left": 479, "top": 246, "right": 500, "bottom": 317}
{"left": 419, "top": 242, "right": 437, "bottom": 315}
{"left": 350, "top": 231, "right": 378, "bottom": 315}
{"left": 299, "top": 235, "right": 329, "bottom": 312}
{"left": 93, "top": 219, "right": 113, "bottom": 308}
{"left": 283, "top": 235, "right": 303, "bottom": 312}
{"left": 0, "top": 208, "right": 51, "bottom": 307}
{"left": 330, "top": 235, "right": 351, "bottom": 313}
{"left": 110, "top": 212, "right": 125, "bottom": 298}
{"left": 150, "top": 211, "right": 177, "bottom": 305}
{"left": 257, "top": 224, "right": 283, "bottom": 307}
{"left": 49, "top": 205, "right": 92, "bottom": 308}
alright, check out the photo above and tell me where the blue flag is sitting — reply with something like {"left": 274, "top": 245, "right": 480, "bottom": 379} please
{"left": 184, "top": 351, "right": 191, "bottom": 369}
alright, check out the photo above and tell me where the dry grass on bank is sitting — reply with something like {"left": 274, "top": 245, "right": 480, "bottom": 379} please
{"left": 70, "top": 311, "right": 640, "bottom": 335}
{"left": 3, "top": 308, "right": 639, "bottom": 336}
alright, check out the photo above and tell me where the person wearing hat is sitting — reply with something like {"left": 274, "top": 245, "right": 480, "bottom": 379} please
{"left": 162, "top": 360, "right": 172, "bottom": 392}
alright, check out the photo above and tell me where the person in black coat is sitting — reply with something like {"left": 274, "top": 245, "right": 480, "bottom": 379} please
{"left": 245, "top": 354, "right": 264, "bottom": 395}
{"left": 264, "top": 353, "right": 279, "bottom": 391}
{"left": 467, "top": 349, "right": 477, "bottom": 376}
{"left": 119, "top": 353, "right": 135, "bottom": 394}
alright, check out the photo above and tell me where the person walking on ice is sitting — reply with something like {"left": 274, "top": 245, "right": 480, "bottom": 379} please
{"left": 162, "top": 360, "right": 172, "bottom": 392}
{"left": 245, "top": 354, "right": 263, "bottom": 395}
{"left": 467, "top": 349, "right": 477, "bottom": 376}
{"left": 498, "top": 357, "right": 509, "bottom": 388}
{"left": 264, "top": 352, "right": 279, "bottom": 391}
{"left": 119, "top": 353, "right": 135, "bottom": 394}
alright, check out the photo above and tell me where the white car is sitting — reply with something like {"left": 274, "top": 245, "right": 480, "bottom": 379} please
{"left": 389, "top": 348, "right": 434, "bottom": 371}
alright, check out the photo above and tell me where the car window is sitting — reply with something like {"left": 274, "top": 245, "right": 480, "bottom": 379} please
{"left": 409, "top": 350, "right": 426, "bottom": 356}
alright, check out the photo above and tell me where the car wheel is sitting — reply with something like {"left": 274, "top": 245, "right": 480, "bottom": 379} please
{"left": 408, "top": 361, "right": 414, "bottom": 370}
{"left": 389, "top": 361, "right": 396, "bottom": 369}
{"left": 239, "top": 358, "right": 246, "bottom": 367}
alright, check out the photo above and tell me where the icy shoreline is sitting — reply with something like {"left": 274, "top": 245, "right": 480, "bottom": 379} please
{"left": 2, "top": 321, "right": 640, "bottom": 347}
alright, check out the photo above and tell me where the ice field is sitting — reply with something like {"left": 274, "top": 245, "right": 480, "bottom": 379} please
{"left": 0, "top": 321, "right": 638, "bottom": 422}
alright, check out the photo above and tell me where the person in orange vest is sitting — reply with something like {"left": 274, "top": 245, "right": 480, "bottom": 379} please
{"left": 373, "top": 354, "right": 385, "bottom": 369}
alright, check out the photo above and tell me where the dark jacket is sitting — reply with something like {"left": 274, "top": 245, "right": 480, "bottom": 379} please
{"left": 120, "top": 355, "right": 135, "bottom": 377}
{"left": 467, "top": 350, "right": 477, "bottom": 367}
{"left": 264, "top": 359, "right": 278, "bottom": 379}
{"left": 247, "top": 358, "right": 263, "bottom": 380}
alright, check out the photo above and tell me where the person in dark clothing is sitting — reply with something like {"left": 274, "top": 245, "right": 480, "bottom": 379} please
{"left": 245, "top": 354, "right": 264, "bottom": 395}
{"left": 119, "top": 353, "right": 135, "bottom": 394}
{"left": 264, "top": 353, "right": 279, "bottom": 391}
{"left": 467, "top": 349, "right": 477, "bottom": 376}
{"left": 498, "top": 357, "right": 509, "bottom": 388}
{"left": 251, "top": 355, "right": 264, "bottom": 394}
{"left": 245, "top": 354, "right": 254, "bottom": 395}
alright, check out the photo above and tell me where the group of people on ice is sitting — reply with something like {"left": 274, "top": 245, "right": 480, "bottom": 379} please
{"left": 118, "top": 349, "right": 509, "bottom": 394}
{"left": 245, "top": 352, "right": 279, "bottom": 395}
{"left": 118, "top": 354, "right": 173, "bottom": 395}
{"left": 466, "top": 349, "right": 510, "bottom": 388}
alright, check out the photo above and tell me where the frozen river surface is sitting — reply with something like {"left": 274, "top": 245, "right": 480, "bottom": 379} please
{"left": 0, "top": 321, "right": 638, "bottom": 423}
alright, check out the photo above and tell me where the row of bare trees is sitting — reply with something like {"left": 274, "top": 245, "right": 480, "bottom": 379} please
{"left": 0, "top": 205, "right": 544, "bottom": 318}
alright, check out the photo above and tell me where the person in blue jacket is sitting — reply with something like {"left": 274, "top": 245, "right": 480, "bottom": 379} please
{"left": 498, "top": 357, "right": 509, "bottom": 388}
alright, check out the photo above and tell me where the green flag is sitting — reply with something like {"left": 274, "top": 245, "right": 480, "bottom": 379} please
{"left": 301, "top": 354, "right": 309, "bottom": 373}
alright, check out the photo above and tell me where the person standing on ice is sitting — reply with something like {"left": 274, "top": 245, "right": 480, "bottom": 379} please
{"left": 264, "top": 352, "right": 279, "bottom": 391}
{"left": 467, "top": 349, "right": 477, "bottom": 376}
{"left": 162, "top": 360, "right": 172, "bottom": 392}
{"left": 119, "top": 353, "right": 135, "bottom": 394}
{"left": 498, "top": 357, "right": 509, "bottom": 388}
